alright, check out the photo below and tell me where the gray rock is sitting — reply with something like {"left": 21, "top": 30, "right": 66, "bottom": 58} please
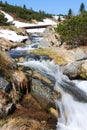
{"left": 0, "top": 77, "right": 12, "bottom": 92}
{"left": 62, "top": 61, "right": 84, "bottom": 78}
{"left": 31, "top": 78, "right": 60, "bottom": 109}
{"left": 38, "top": 39, "right": 50, "bottom": 48}
{"left": 75, "top": 48, "right": 87, "bottom": 61}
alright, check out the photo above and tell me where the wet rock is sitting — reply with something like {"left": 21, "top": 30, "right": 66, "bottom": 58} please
{"left": 0, "top": 90, "right": 16, "bottom": 119}
{"left": 63, "top": 59, "right": 87, "bottom": 80}
{"left": 78, "top": 60, "right": 87, "bottom": 79}
{"left": 0, "top": 77, "right": 10, "bottom": 92}
{"left": 49, "top": 107, "right": 58, "bottom": 118}
{"left": 6, "top": 103, "right": 16, "bottom": 115}
{"left": 62, "top": 61, "right": 84, "bottom": 79}
{"left": 9, "top": 50, "right": 27, "bottom": 59}
{"left": 26, "top": 54, "right": 40, "bottom": 61}
{"left": 31, "top": 76, "right": 60, "bottom": 109}
{"left": 40, "top": 55, "right": 52, "bottom": 61}
{"left": 12, "top": 70, "right": 29, "bottom": 95}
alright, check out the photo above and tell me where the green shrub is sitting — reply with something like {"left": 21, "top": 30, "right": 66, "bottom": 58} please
{"left": 55, "top": 12, "right": 87, "bottom": 47}
{"left": 0, "top": 13, "right": 10, "bottom": 26}
{"left": 1, "top": 3, "right": 52, "bottom": 22}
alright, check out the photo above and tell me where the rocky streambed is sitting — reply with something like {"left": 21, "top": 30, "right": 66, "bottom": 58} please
{"left": 0, "top": 29, "right": 87, "bottom": 130}
{"left": 0, "top": 35, "right": 60, "bottom": 129}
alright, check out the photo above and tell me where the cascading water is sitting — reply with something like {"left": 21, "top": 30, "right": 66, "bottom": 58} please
{"left": 10, "top": 33, "right": 87, "bottom": 130}
{"left": 18, "top": 60, "right": 87, "bottom": 130}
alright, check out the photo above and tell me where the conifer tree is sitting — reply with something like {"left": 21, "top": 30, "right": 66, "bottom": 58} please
{"left": 67, "top": 8, "right": 73, "bottom": 19}
{"left": 79, "top": 3, "right": 85, "bottom": 14}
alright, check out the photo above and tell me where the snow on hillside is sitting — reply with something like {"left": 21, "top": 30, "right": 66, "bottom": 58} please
{"left": 0, "top": 10, "right": 57, "bottom": 28}
{"left": 53, "top": 15, "right": 65, "bottom": 21}
{"left": 13, "top": 18, "right": 57, "bottom": 28}
{"left": 0, "top": 30, "right": 28, "bottom": 42}
{"left": 13, "top": 20, "right": 36, "bottom": 28}
{"left": 0, "top": 10, "right": 57, "bottom": 35}
{"left": 38, "top": 18, "right": 57, "bottom": 26}
{"left": 0, "top": 10, "right": 14, "bottom": 22}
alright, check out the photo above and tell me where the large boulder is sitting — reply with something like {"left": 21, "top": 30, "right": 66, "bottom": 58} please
{"left": 62, "top": 48, "right": 87, "bottom": 79}
{"left": 43, "top": 27, "right": 60, "bottom": 47}
{"left": 31, "top": 71, "right": 61, "bottom": 109}
{"left": 62, "top": 61, "right": 84, "bottom": 79}
{"left": 38, "top": 38, "right": 50, "bottom": 48}
{"left": 30, "top": 47, "right": 75, "bottom": 65}
{"left": 75, "top": 48, "right": 87, "bottom": 61}
{"left": 0, "top": 38, "right": 17, "bottom": 51}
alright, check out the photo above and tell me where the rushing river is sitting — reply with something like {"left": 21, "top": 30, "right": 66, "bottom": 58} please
{"left": 9, "top": 34, "right": 87, "bottom": 130}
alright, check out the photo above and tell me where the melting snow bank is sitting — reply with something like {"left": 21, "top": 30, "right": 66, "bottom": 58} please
{"left": 0, "top": 10, "right": 14, "bottom": 22}
{"left": 13, "top": 18, "right": 57, "bottom": 28}
{"left": 0, "top": 29, "right": 28, "bottom": 42}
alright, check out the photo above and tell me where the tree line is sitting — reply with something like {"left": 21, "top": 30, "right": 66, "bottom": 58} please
{"left": 56, "top": 3, "right": 87, "bottom": 48}
{"left": 0, "top": 0, "right": 52, "bottom": 24}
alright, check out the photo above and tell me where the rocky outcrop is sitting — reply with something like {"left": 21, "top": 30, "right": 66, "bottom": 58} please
{"left": 30, "top": 71, "right": 61, "bottom": 110}
{"left": 12, "top": 70, "right": 29, "bottom": 95}
{"left": 0, "top": 38, "right": 17, "bottom": 51}
{"left": 30, "top": 47, "right": 75, "bottom": 65}
{"left": 38, "top": 38, "right": 50, "bottom": 48}
{"left": 62, "top": 61, "right": 84, "bottom": 79}
{"left": 74, "top": 48, "right": 87, "bottom": 61}
{"left": 43, "top": 27, "right": 60, "bottom": 47}
{"left": 62, "top": 48, "right": 87, "bottom": 79}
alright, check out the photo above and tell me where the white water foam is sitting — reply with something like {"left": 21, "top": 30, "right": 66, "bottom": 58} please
{"left": 18, "top": 60, "right": 87, "bottom": 130}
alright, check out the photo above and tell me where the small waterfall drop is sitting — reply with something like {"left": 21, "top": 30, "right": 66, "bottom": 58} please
{"left": 9, "top": 33, "right": 87, "bottom": 130}
{"left": 18, "top": 60, "right": 87, "bottom": 130}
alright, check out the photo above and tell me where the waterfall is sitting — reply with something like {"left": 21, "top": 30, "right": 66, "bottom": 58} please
{"left": 9, "top": 33, "right": 87, "bottom": 130}
{"left": 18, "top": 60, "right": 87, "bottom": 130}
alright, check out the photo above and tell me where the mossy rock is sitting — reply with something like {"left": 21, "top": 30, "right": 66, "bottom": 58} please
{"left": 78, "top": 61, "right": 87, "bottom": 79}
{"left": 30, "top": 48, "right": 67, "bottom": 65}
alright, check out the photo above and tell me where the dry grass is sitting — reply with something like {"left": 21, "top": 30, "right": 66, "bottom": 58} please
{"left": 30, "top": 48, "right": 72, "bottom": 65}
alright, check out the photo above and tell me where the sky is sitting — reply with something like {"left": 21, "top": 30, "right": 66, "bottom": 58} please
{"left": 2, "top": 0, "right": 87, "bottom": 15}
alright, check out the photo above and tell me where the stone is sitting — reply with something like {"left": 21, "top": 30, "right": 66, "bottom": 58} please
{"left": 62, "top": 61, "right": 84, "bottom": 79}
{"left": 0, "top": 90, "right": 16, "bottom": 119}
{"left": 38, "top": 38, "right": 50, "bottom": 48}
{"left": 31, "top": 77, "right": 61, "bottom": 109}
{"left": 12, "top": 70, "right": 29, "bottom": 94}
{"left": 49, "top": 107, "right": 58, "bottom": 118}
{"left": 78, "top": 60, "right": 87, "bottom": 79}
{"left": 0, "top": 38, "right": 17, "bottom": 51}
{"left": 75, "top": 48, "right": 87, "bottom": 61}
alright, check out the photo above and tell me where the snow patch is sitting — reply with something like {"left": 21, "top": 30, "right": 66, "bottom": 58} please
{"left": 0, "top": 29, "right": 28, "bottom": 42}
{"left": 0, "top": 10, "right": 14, "bottom": 22}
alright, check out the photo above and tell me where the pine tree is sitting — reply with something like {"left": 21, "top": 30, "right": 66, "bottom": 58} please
{"left": 79, "top": 3, "right": 85, "bottom": 14}
{"left": 67, "top": 8, "right": 73, "bottom": 19}
{"left": 23, "top": 4, "right": 26, "bottom": 9}
{"left": 58, "top": 16, "right": 61, "bottom": 22}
